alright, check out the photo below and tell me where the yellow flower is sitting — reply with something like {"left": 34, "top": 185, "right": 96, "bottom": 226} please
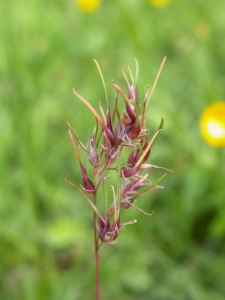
{"left": 149, "top": 0, "right": 172, "bottom": 7}
{"left": 75, "top": 0, "right": 101, "bottom": 13}
{"left": 200, "top": 101, "right": 225, "bottom": 147}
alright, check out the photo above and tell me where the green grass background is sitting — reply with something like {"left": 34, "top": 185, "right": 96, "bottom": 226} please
{"left": 1, "top": 0, "right": 225, "bottom": 299}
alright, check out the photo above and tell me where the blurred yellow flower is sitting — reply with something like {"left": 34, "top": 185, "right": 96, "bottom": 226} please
{"left": 150, "top": 0, "right": 172, "bottom": 7}
{"left": 75, "top": 0, "right": 101, "bottom": 13}
{"left": 200, "top": 101, "right": 225, "bottom": 147}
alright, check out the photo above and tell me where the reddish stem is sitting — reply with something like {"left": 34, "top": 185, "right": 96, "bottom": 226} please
{"left": 93, "top": 195, "right": 100, "bottom": 300}
{"left": 95, "top": 235, "right": 99, "bottom": 300}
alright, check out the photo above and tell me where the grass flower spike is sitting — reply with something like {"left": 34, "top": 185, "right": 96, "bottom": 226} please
{"left": 66, "top": 58, "right": 172, "bottom": 300}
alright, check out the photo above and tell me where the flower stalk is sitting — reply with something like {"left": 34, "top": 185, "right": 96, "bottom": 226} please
{"left": 66, "top": 58, "right": 172, "bottom": 299}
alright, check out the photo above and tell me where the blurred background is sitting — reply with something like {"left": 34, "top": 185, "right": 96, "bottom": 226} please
{"left": 1, "top": 0, "right": 225, "bottom": 299}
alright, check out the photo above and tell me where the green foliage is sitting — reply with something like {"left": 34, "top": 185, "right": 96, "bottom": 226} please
{"left": 1, "top": 0, "right": 225, "bottom": 299}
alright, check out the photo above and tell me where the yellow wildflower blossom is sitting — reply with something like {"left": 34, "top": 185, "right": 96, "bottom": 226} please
{"left": 200, "top": 101, "right": 225, "bottom": 147}
{"left": 75, "top": 0, "right": 101, "bottom": 13}
{"left": 150, "top": 0, "right": 172, "bottom": 7}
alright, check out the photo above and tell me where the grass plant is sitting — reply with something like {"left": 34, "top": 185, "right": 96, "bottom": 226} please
{"left": 1, "top": 0, "right": 225, "bottom": 299}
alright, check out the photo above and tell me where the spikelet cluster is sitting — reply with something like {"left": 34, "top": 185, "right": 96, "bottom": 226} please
{"left": 66, "top": 58, "right": 172, "bottom": 245}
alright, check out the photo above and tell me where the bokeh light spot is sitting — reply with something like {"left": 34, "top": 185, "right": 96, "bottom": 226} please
{"left": 74, "top": 0, "right": 101, "bottom": 13}
{"left": 200, "top": 101, "right": 225, "bottom": 147}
